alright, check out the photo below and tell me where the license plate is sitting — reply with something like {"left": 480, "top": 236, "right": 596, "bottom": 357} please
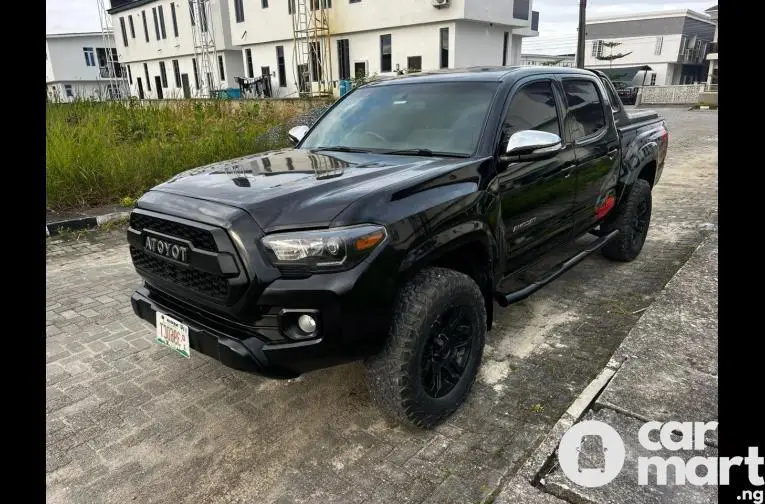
{"left": 156, "top": 312, "right": 190, "bottom": 358}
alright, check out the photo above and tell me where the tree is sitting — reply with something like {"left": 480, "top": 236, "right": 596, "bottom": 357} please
{"left": 595, "top": 41, "right": 633, "bottom": 69}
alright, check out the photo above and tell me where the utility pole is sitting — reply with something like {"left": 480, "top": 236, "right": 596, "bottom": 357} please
{"left": 576, "top": 0, "right": 587, "bottom": 68}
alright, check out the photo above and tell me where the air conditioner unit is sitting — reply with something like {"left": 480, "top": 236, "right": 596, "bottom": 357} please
{"left": 432, "top": 0, "right": 451, "bottom": 8}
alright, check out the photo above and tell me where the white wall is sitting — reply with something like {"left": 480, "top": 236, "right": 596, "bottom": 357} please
{"left": 46, "top": 34, "right": 111, "bottom": 83}
{"left": 46, "top": 81, "right": 113, "bottom": 102}
{"left": 112, "top": 0, "right": 236, "bottom": 65}
{"left": 454, "top": 21, "right": 510, "bottom": 67}
{"left": 584, "top": 34, "right": 683, "bottom": 69}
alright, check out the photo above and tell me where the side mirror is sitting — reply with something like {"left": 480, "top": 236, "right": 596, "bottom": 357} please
{"left": 500, "top": 130, "right": 563, "bottom": 164}
{"left": 288, "top": 125, "right": 310, "bottom": 146}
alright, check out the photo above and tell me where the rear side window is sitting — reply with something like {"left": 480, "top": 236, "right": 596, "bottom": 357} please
{"left": 562, "top": 79, "right": 606, "bottom": 141}
{"left": 601, "top": 77, "right": 622, "bottom": 112}
{"left": 501, "top": 80, "right": 560, "bottom": 144}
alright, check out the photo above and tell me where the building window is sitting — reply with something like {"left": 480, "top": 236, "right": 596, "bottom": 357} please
{"left": 199, "top": 4, "right": 208, "bottom": 32}
{"left": 245, "top": 49, "right": 254, "bottom": 78}
{"left": 159, "top": 61, "right": 168, "bottom": 87}
{"left": 189, "top": 1, "right": 195, "bottom": 25}
{"left": 192, "top": 58, "right": 199, "bottom": 88}
{"left": 309, "top": 41, "right": 322, "bottom": 81}
{"left": 83, "top": 47, "right": 95, "bottom": 66}
{"left": 380, "top": 34, "right": 392, "bottom": 73}
{"left": 144, "top": 63, "right": 152, "bottom": 91}
{"left": 439, "top": 27, "right": 449, "bottom": 69}
{"left": 407, "top": 56, "right": 422, "bottom": 72}
{"left": 152, "top": 8, "right": 160, "bottom": 40}
{"left": 591, "top": 39, "right": 603, "bottom": 57}
{"left": 288, "top": 0, "right": 295, "bottom": 14}
{"left": 337, "top": 39, "right": 350, "bottom": 80}
{"left": 654, "top": 36, "right": 663, "bottom": 55}
{"left": 142, "top": 11, "right": 150, "bottom": 42}
{"left": 650, "top": 74, "right": 657, "bottom": 85}
{"left": 65, "top": 85, "right": 73, "bottom": 98}
{"left": 127, "top": 64, "right": 133, "bottom": 84}
{"left": 120, "top": 17, "right": 127, "bottom": 47}
{"left": 354, "top": 61, "right": 366, "bottom": 79}
{"left": 310, "top": 0, "right": 331, "bottom": 9}
{"left": 128, "top": 15, "right": 135, "bottom": 38}
{"left": 158, "top": 5, "right": 167, "bottom": 39}
{"left": 218, "top": 55, "right": 225, "bottom": 81}
{"left": 562, "top": 79, "right": 605, "bottom": 140}
{"left": 502, "top": 32, "right": 509, "bottom": 66}
{"left": 276, "top": 46, "right": 287, "bottom": 87}
{"left": 261, "top": 66, "right": 272, "bottom": 97}
{"left": 171, "top": 3, "right": 179, "bottom": 37}
{"left": 262, "top": 0, "right": 268, "bottom": 7}
{"left": 119, "top": 18, "right": 129, "bottom": 47}
{"left": 350, "top": 0, "right": 360, "bottom": 3}
{"left": 234, "top": 0, "right": 244, "bottom": 22}
{"left": 172, "top": 59, "right": 181, "bottom": 87}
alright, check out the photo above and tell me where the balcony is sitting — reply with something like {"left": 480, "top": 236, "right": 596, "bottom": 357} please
{"left": 678, "top": 48, "right": 707, "bottom": 64}
{"left": 531, "top": 11, "right": 539, "bottom": 31}
{"left": 99, "top": 65, "right": 124, "bottom": 79}
{"left": 513, "top": 0, "right": 530, "bottom": 20}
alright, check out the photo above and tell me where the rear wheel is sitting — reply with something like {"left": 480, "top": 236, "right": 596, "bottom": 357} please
{"left": 364, "top": 267, "right": 486, "bottom": 429}
{"left": 601, "top": 179, "right": 652, "bottom": 261}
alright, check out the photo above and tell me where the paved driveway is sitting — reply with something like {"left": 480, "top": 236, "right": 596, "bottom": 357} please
{"left": 46, "top": 108, "right": 718, "bottom": 504}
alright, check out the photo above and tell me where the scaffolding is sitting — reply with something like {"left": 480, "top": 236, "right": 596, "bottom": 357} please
{"left": 291, "top": 0, "right": 334, "bottom": 98}
{"left": 189, "top": 0, "right": 219, "bottom": 98}
{"left": 96, "top": 0, "right": 130, "bottom": 100}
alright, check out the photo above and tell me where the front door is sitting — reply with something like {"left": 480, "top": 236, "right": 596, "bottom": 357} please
{"left": 155, "top": 76, "right": 164, "bottom": 99}
{"left": 137, "top": 78, "right": 144, "bottom": 99}
{"left": 496, "top": 78, "right": 577, "bottom": 272}
{"left": 558, "top": 77, "right": 620, "bottom": 236}
{"left": 181, "top": 74, "right": 191, "bottom": 98}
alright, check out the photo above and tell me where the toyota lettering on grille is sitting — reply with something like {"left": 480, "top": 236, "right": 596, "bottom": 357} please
{"left": 144, "top": 235, "right": 189, "bottom": 263}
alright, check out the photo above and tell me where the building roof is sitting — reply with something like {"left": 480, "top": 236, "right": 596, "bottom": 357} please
{"left": 47, "top": 31, "right": 112, "bottom": 39}
{"left": 107, "top": 0, "right": 159, "bottom": 15}
{"left": 588, "top": 9, "right": 713, "bottom": 25}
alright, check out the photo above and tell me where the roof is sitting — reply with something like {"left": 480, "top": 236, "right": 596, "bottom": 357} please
{"left": 47, "top": 31, "right": 112, "bottom": 39}
{"left": 588, "top": 8, "right": 713, "bottom": 24}
{"left": 107, "top": 0, "right": 158, "bottom": 14}
{"left": 367, "top": 66, "right": 596, "bottom": 86}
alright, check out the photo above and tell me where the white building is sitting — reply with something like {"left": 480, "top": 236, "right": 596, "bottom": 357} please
{"left": 109, "top": 0, "right": 540, "bottom": 99}
{"left": 231, "top": 0, "right": 539, "bottom": 98}
{"left": 108, "top": 0, "right": 245, "bottom": 99}
{"left": 584, "top": 9, "right": 716, "bottom": 86}
{"left": 46, "top": 32, "right": 125, "bottom": 102}
{"left": 521, "top": 53, "right": 574, "bottom": 67}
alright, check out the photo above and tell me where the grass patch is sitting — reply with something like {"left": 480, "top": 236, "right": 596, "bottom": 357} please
{"left": 46, "top": 99, "right": 313, "bottom": 210}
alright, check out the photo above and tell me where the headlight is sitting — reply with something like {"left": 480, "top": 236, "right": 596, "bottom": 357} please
{"left": 261, "top": 225, "right": 387, "bottom": 272}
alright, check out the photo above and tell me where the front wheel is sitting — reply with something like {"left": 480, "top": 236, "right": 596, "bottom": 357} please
{"left": 601, "top": 179, "right": 652, "bottom": 261}
{"left": 364, "top": 267, "right": 486, "bottom": 429}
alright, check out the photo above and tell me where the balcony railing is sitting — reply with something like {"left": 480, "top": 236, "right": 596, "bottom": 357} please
{"left": 531, "top": 11, "right": 539, "bottom": 31}
{"left": 707, "top": 42, "right": 718, "bottom": 54}
{"left": 99, "top": 65, "right": 124, "bottom": 79}
{"left": 513, "top": 0, "right": 530, "bottom": 20}
{"left": 678, "top": 48, "right": 707, "bottom": 64}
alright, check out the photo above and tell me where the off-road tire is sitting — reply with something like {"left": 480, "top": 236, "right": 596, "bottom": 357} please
{"left": 601, "top": 179, "right": 652, "bottom": 262}
{"left": 364, "top": 267, "right": 486, "bottom": 429}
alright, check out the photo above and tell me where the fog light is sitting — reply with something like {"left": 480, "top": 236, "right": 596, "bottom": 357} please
{"left": 297, "top": 314, "right": 317, "bottom": 334}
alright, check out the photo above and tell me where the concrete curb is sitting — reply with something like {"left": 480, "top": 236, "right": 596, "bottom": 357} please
{"left": 46, "top": 210, "right": 131, "bottom": 237}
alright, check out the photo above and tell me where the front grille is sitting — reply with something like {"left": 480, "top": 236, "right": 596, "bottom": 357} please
{"left": 130, "top": 213, "right": 218, "bottom": 252}
{"left": 130, "top": 247, "right": 229, "bottom": 300}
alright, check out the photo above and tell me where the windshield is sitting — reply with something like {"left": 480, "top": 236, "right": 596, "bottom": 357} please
{"left": 612, "top": 81, "right": 629, "bottom": 90}
{"left": 300, "top": 81, "right": 499, "bottom": 156}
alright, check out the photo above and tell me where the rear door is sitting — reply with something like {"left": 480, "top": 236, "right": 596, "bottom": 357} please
{"left": 558, "top": 76, "right": 621, "bottom": 236}
{"left": 495, "top": 78, "right": 577, "bottom": 271}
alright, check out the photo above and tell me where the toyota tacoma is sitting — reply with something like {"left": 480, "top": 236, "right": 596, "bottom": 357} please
{"left": 128, "top": 67, "right": 668, "bottom": 428}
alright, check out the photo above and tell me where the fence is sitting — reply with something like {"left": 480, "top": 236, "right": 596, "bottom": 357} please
{"left": 636, "top": 84, "right": 707, "bottom": 106}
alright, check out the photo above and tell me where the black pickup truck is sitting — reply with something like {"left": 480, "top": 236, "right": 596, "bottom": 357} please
{"left": 128, "top": 67, "right": 668, "bottom": 428}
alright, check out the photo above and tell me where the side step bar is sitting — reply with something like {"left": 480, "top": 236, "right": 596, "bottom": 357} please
{"left": 494, "top": 229, "right": 620, "bottom": 307}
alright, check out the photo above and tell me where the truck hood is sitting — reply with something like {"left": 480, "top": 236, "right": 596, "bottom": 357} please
{"left": 149, "top": 148, "right": 468, "bottom": 231}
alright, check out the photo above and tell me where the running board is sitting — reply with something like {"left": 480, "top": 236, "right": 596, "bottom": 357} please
{"left": 494, "top": 230, "right": 620, "bottom": 307}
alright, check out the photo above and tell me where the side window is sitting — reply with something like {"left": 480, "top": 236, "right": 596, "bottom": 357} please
{"left": 501, "top": 80, "right": 560, "bottom": 145}
{"left": 562, "top": 79, "right": 606, "bottom": 141}
{"left": 600, "top": 77, "right": 622, "bottom": 112}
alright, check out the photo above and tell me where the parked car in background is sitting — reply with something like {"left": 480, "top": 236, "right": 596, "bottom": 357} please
{"left": 613, "top": 80, "right": 638, "bottom": 105}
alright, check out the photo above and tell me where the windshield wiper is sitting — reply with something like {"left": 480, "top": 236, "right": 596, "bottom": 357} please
{"left": 311, "top": 146, "right": 371, "bottom": 153}
{"left": 379, "top": 148, "right": 468, "bottom": 158}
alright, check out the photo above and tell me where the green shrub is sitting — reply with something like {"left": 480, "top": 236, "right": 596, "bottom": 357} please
{"left": 46, "top": 99, "right": 298, "bottom": 210}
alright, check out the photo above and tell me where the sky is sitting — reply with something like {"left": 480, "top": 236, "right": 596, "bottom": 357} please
{"left": 46, "top": 0, "right": 714, "bottom": 54}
